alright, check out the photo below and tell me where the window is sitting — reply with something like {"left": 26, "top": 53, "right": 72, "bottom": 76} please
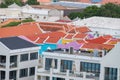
{"left": 104, "top": 67, "right": 117, "bottom": 80}
{"left": 30, "top": 52, "right": 38, "bottom": 60}
{"left": 0, "top": 56, "right": 6, "bottom": 63}
{"left": 10, "top": 55, "right": 17, "bottom": 63}
{"left": 19, "top": 68, "right": 28, "bottom": 78}
{"left": 1, "top": 71, "right": 5, "bottom": 79}
{"left": 80, "top": 62, "right": 100, "bottom": 77}
{"left": 29, "top": 67, "right": 35, "bottom": 76}
{"left": 60, "top": 60, "right": 73, "bottom": 72}
{"left": 9, "top": 70, "right": 16, "bottom": 79}
{"left": 20, "top": 54, "right": 28, "bottom": 62}
{"left": 45, "top": 58, "right": 57, "bottom": 70}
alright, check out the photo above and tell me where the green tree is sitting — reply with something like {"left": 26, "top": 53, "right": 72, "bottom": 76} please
{"left": 0, "top": 3, "right": 7, "bottom": 8}
{"left": 4, "top": 0, "right": 23, "bottom": 6}
{"left": 14, "top": 0, "right": 23, "bottom": 6}
{"left": 68, "top": 3, "right": 120, "bottom": 19}
{"left": 99, "top": 3, "right": 120, "bottom": 18}
{"left": 83, "top": 6, "right": 100, "bottom": 17}
{"left": 4, "top": 0, "right": 14, "bottom": 5}
{"left": 26, "top": 0, "right": 39, "bottom": 5}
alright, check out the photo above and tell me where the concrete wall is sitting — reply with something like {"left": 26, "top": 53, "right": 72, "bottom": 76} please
{"left": 19, "top": 75, "right": 35, "bottom": 80}
{"left": 0, "top": 9, "right": 21, "bottom": 18}
{"left": 48, "top": 9, "right": 63, "bottom": 17}
{"left": 0, "top": 42, "right": 9, "bottom": 55}
{"left": 43, "top": 52, "right": 101, "bottom": 73}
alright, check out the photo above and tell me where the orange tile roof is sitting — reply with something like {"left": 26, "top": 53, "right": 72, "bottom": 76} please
{"left": 68, "top": 26, "right": 91, "bottom": 33}
{"left": 48, "top": 32, "right": 66, "bottom": 38}
{"left": 103, "top": 35, "right": 113, "bottom": 39}
{"left": 65, "top": 34, "right": 74, "bottom": 39}
{"left": 76, "top": 26, "right": 91, "bottom": 33}
{"left": 73, "top": 33, "right": 87, "bottom": 39}
{"left": 86, "top": 36, "right": 109, "bottom": 44}
{"left": 25, "top": 33, "right": 48, "bottom": 44}
{"left": 45, "top": 37, "right": 61, "bottom": 43}
{"left": 39, "top": 24, "right": 64, "bottom": 32}
{"left": 44, "top": 32, "right": 66, "bottom": 43}
{"left": 117, "top": 39, "right": 120, "bottom": 42}
{"left": 36, "top": 38, "right": 47, "bottom": 43}
{"left": 106, "top": 38, "right": 120, "bottom": 45}
{"left": 68, "top": 28, "right": 76, "bottom": 33}
{"left": 0, "top": 23, "right": 42, "bottom": 38}
{"left": 25, "top": 31, "right": 66, "bottom": 44}
{"left": 76, "top": 40, "right": 87, "bottom": 44}
{"left": 82, "top": 43, "right": 114, "bottom": 50}
{"left": 39, "top": 22, "right": 72, "bottom": 32}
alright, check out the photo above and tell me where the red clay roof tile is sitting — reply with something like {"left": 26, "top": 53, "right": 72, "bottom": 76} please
{"left": 45, "top": 37, "right": 61, "bottom": 43}
{"left": 76, "top": 40, "right": 87, "bottom": 44}
{"left": 39, "top": 22, "right": 72, "bottom": 32}
{"left": 74, "top": 33, "right": 87, "bottom": 39}
{"left": 65, "top": 34, "right": 74, "bottom": 39}
{"left": 0, "top": 23, "right": 42, "bottom": 38}
{"left": 25, "top": 31, "right": 66, "bottom": 44}
{"left": 76, "top": 26, "right": 91, "bottom": 33}
{"left": 82, "top": 43, "right": 114, "bottom": 50}
{"left": 86, "top": 36, "right": 109, "bottom": 44}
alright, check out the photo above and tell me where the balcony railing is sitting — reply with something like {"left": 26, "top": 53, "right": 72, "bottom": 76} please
{"left": 10, "top": 62, "right": 17, "bottom": 68}
{"left": 37, "top": 68, "right": 97, "bottom": 80}
{"left": 9, "top": 78, "right": 17, "bottom": 80}
{"left": 0, "top": 62, "right": 6, "bottom": 68}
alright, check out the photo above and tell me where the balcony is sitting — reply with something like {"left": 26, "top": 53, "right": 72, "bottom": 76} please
{"left": 37, "top": 68, "right": 97, "bottom": 80}
{"left": 0, "top": 62, "right": 6, "bottom": 68}
{"left": 0, "top": 56, "right": 6, "bottom": 68}
{"left": 10, "top": 55, "right": 17, "bottom": 68}
{"left": 10, "top": 62, "right": 17, "bottom": 68}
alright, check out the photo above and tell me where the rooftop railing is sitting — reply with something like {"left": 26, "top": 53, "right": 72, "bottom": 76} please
{"left": 37, "top": 68, "right": 97, "bottom": 80}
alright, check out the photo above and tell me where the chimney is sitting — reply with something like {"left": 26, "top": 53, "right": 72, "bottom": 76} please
{"left": 69, "top": 47, "right": 74, "bottom": 54}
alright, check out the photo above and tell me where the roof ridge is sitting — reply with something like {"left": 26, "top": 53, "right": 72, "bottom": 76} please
{"left": 43, "top": 36, "right": 50, "bottom": 43}
{"left": 36, "top": 23, "right": 45, "bottom": 33}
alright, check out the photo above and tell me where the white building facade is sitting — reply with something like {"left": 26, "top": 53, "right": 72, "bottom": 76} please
{"left": 36, "top": 48, "right": 103, "bottom": 80}
{"left": 0, "top": 37, "right": 40, "bottom": 80}
{"left": 36, "top": 42, "right": 120, "bottom": 80}
{"left": 0, "top": 3, "right": 63, "bottom": 22}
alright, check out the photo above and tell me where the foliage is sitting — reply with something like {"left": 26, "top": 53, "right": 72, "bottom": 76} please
{"left": 26, "top": 0, "right": 39, "bottom": 5}
{"left": 14, "top": 0, "right": 23, "bottom": 6}
{"left": 4, "top": 0, "right": 14, "bottom": 5}
{"left": 21, "top": 18, "right": 35, "bottom": 23}
{"left": 0, "top": 0, "right": 23, "bottom": 8}
{"left": 2, "top": 18, "right": 35, "bottom": 28}
{"left": 68, "top": 3, "right": 120, "bottom": 19}
{"left": 0, "top": 3, "right": 7, "bottom": 8}
{"left": 2, "top": 22, "right": 21, "bottom": 28}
